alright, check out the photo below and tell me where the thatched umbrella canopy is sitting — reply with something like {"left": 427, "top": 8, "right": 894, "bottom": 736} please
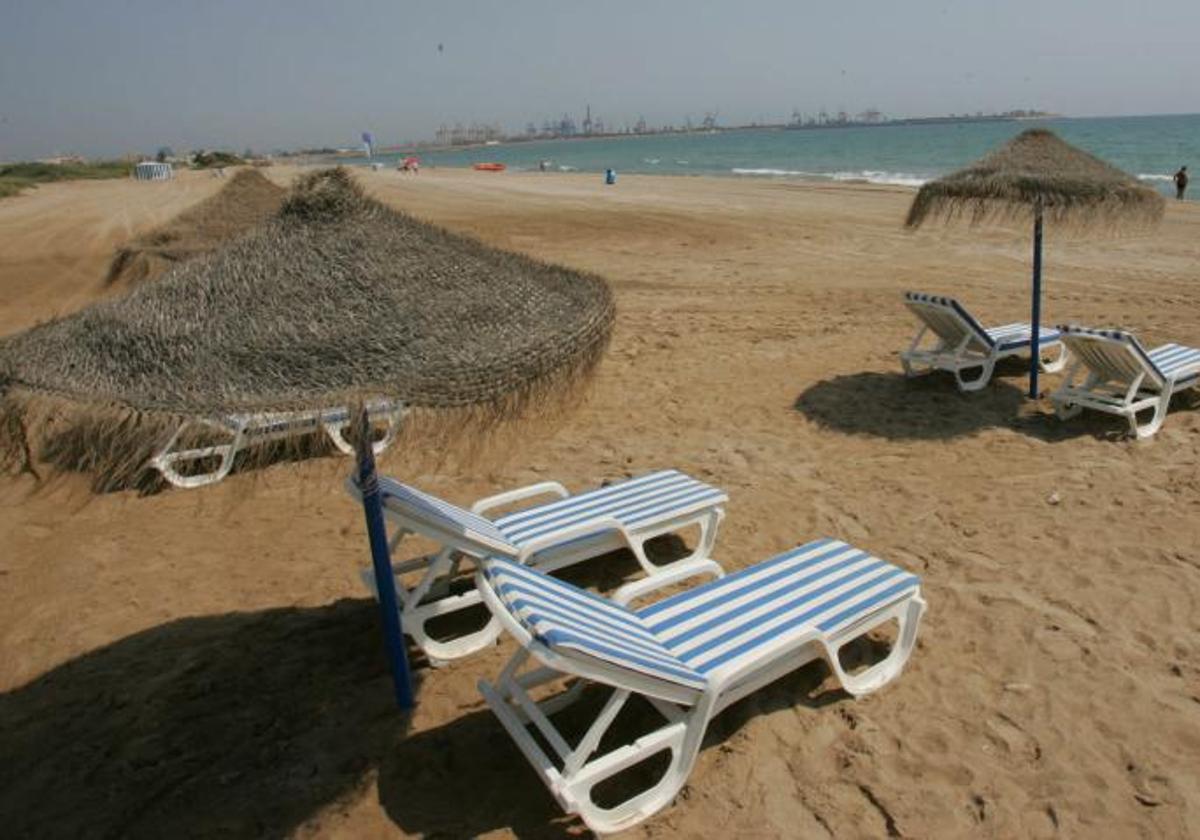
{"left": 906, "top": 128, "right": 1163, "bottom": 397}
{"left": 0, "top": 167, "right": 615, "bottom": 482}
{"left": 0, "top": 167, "right": 615, "bottom": 708}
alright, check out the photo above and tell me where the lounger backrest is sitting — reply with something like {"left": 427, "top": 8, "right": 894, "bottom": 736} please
{"left": 1056, "top": 325, "right": 1164, "bottom": 387}
{"left": 904, "top": 292, "right": 993, "bottom": 350}
{"left": 372, "top": 476, "right": 520, "bottom": 556}
{"left": 481, "top": 557, "right": 708, "bottom": 690}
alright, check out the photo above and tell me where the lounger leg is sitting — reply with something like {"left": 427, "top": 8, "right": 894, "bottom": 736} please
{"left": 481, "top": 654, "right": 716, "bottom": 835}
{"left": 954, "top": 358, "right": 995, "bottom": 392}
{"left": 1040, "top": 342, "right": 1069, "bottom": 374}
{"left": 692, "top": 508, "right": 724, "bottom": 568}
{"left": 822, "top": 596, "right": 925, "bottom": 697}
{"left": 362, "top": 546, "right": 501, "bottom": 664}
{"left": 1055, "top": 401, "right": 1083, "bottom": 420}
{"left": 324, "top": 422, "right": 355, "bottom": 456}
{"left": 151, "top": 421, "right": 243, "bottom": 489}
{"left": 900, "top": 327, "right": 931, "bottom": 378}
{"left": 1130, "top": 389, "right": 1172, "bottom": 439}
{"left": 562, "top": 696, "right": 715, "bottom": 835}
{"left": 627, "top": 509, "right": 727, "bottom": 577}
{"left": 372, "top": 406, "right": 404, "bottom": 454}
{"left": 325, "top": 404, "right": 404, "bottom": 457}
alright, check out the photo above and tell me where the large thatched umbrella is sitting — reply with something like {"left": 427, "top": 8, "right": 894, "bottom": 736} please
{"left": 906, "top": 128, "right": 1163, "bottom": 397}
{"left": 0, "top": 168, "right": 615, "bottom": 706}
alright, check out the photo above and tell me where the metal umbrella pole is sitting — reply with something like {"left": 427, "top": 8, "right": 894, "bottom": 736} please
{"left": 353, "top": 403, "right": 414, "bottom": 709}
{"left": 1028, "top": 203, "right": 1044, "bottom": 399}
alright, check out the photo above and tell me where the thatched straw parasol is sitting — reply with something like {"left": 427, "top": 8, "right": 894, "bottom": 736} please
{"left": 0, "top": 167, "right": 614, "bottom": 482}
{"left": 906, "top": 128, "right": 1164, "bottom": 397}
{"left": 0, "top": 167, "right": 615, "bottom": 707}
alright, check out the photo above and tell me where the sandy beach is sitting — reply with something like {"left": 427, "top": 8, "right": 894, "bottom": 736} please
{"left": 2, "top": 166, "right": 1199, "bottom": 837}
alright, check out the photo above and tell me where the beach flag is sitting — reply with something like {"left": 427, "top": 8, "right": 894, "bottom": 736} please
{"left": 362, "top": 131, "right": 374, "bottom": 158}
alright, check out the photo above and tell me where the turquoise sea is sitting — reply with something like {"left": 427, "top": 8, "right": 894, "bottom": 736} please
{"left": 359, "top": 114, "right": 1199, "bottom": 199}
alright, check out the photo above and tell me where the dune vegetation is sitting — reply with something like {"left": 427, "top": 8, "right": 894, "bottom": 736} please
{"left": 0, "top": 160, "right": 131, "bottom": 199}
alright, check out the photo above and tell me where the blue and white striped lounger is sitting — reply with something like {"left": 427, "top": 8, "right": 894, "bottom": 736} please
{"left": 151, "top": 398, "right": 405, "bottom": 489}
{"left": 347, "top": 469, "right": 729, "bottom": 663}
{"left": 1051, "top": 325, "right": 1200, "bottom": 438}
{"left": 901, "top": 292, "right": 1067, "bottom": 391}
{"left": 476, "top": 537, "right": 924, "bottom": 834}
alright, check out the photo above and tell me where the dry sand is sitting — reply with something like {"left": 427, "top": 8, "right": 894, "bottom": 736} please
{"left": 1, "top": 165, "right": 1199, "bottom": 838}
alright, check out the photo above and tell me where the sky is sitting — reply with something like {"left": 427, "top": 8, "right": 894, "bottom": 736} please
{"left": 2, "top": 0, "right": 1198, "bottom": 159}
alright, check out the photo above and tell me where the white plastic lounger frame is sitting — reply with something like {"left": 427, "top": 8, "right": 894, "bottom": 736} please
{"left": 476, "top": 537, "right": 924, "bottom": 834}
{"left": 1050, "top": 325, "right": 1200, "bottom": 439}
{"left": 349, "top": 469, "right": 729, "bottom": 663}
{"left": 900, "top": 292, "right": 1068, "bottom": 391}
{"left": 152, "top": 399, "right": 405, "bottom": 489}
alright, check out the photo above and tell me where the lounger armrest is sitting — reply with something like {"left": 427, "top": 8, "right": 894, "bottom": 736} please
{"left": 472, "top": 481, "right": 571, "bottom": 515}
{"left": 514, "top": 515, "right": 632, "bottom": 564}
{"left": 612, "top": 559, "right": 725, "bottom": 607}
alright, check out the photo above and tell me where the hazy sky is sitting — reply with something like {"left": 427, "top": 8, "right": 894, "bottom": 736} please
{"left": 2, "top": 0, "right": 1198, "bottom": 159}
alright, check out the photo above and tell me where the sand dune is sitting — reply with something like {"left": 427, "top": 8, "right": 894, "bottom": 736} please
{"left": 1, "top": 166, "right": 1198, "bottom": 838}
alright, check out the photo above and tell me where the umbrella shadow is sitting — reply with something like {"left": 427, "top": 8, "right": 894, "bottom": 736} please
{"left": 794, "top": 363, "right": 1030, "bottom": 440}
{"left": 0, "top": 599, "right": 414, "bottom": 839}
{"left": 0, "top": 539, "right": 700, "bottom": 839}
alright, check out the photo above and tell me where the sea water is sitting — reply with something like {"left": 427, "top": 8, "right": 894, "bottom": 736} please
{"left": 361, "top": 114, "right": 1199, "bottom": 199}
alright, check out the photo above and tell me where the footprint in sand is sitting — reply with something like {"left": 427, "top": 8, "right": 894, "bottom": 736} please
{"left": 983, "top": 712, "right": 1043, "bottom": 764}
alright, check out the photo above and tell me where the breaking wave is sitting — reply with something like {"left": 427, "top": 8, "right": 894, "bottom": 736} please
{"left": 732, "top": 168, "right": 927, "bottom": 187}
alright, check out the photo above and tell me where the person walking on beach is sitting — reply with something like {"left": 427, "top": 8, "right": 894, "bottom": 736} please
{"left": 1174, "top": 166, "right": 1188, "bottom": 200}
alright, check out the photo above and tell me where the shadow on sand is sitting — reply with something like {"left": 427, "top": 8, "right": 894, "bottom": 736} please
{"left": 793, "top": 361, "right": 1147, "bottom": 441}
{"left": 0, "top": 599, "right": 408, "bottom": 839}
{"left": 0, "top": 538, "right": 881, "bottom": 838}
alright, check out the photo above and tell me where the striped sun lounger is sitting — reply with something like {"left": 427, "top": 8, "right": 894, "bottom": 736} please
{"left": 900, "top": 292, "right": 1067, "bottom": 391}
{"left": 151, "top": 398, "right": 405, "bottom": 489}
{"left": 476, "top": 537, "right": 925, "bottom": 834}
{"left": 347, "top": 469, "right": 729, "bottom": 663}
{"left": 1051, "top": 325, "right": 1200, "bottom": 438}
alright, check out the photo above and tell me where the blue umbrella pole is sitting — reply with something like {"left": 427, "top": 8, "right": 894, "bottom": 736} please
{"left": 1029, "top": 208, "right": 1044, "bottom": 399}
{"left": 353, "top": 405, "right": 414, "bottom": 710}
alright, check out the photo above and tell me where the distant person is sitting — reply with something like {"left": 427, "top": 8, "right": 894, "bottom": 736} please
{"left": 539, "top": 159, "right": 548, "bottom": 173}
{"left": 1174, "top": 166, "right": 1188, "bottom": 200}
